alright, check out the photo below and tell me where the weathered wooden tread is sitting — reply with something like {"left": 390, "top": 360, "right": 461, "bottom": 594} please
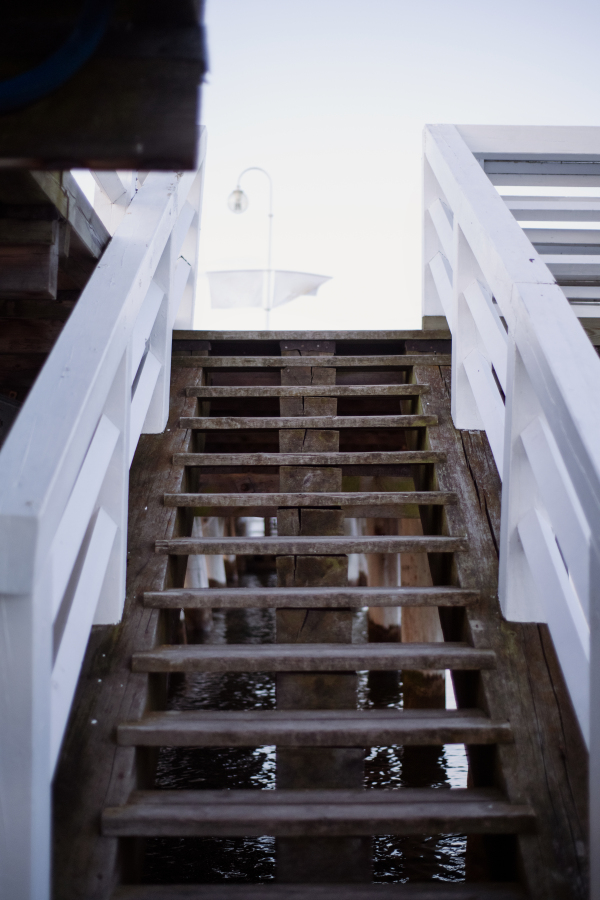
{"left": 117, "top": 708, "right": 512, "bottom": 747}
{"left": 131, "top": 642, "right": 495, "bottom": 673}
{"left": 174, "top": 450, "right": 446, "bottom": 466}
{"left": 144, "top": 585, "right": 479, "bottom": 609}
{"left": 165, "top": 491, "right": 456, "bottom": 508}
{"left": 112, "top": 883, "right": 526, "bottom": 899}
{"left": 155, "top": 535, "right": 468, "bottom": 556}
{"left": 186, "top": 385, "right": 431, "bottom": 398}
{"left": 174, "top": 329, "right": 452, "bottom": 340}
{"left": 173, "top": 355, "right": 451, "bottom": 368}
{"left": 179, "top": 415, "right": 437, "bottom": 430}
{"left": 101, "top": 787, "right": 534, "bottom": 837}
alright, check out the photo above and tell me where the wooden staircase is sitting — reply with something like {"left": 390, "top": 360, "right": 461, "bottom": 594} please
{"left": 53, "top": 332, "right": 587, "bottom": 899}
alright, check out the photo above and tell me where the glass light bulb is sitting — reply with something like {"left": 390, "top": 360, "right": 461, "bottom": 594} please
{"left": 228, "top": 188, "right": 249, "bottom": 213}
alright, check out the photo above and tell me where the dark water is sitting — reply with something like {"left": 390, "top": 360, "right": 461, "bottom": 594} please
{"left": 143, "top": 571, "right": 468, "bottom": 884}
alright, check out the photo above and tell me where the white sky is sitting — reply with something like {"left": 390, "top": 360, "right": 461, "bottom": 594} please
{"left": 195, "top": 0, "right": 600, "bottom": 331}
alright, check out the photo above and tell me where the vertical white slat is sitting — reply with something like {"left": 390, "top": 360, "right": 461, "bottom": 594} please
{"left": 521, "top": 416, "right": 591, "bottom": 616}
{"left": 427, "top": 198, "right": 454, "bottom": 259}
{"left": 518, "top": 508, "right": 589, "bottom": 743}
{"left": 462, "top": 349, "right": 505, "bottom": 471}
{"left": 51, "top": 508, "right": 117, "bottom": 771}
{"left": 463, "top": 280, "right": 508, "bottom": 390}
{"left": 451, "top": 226, "right": 487, "bottom": 430}
{"left": 422, "top": 154, "right": 450, "bottom": 321}
{"left": 427, "top": 253, "right": 454, "bottom": 325}
{"left": 498, "top": 341, "right": 546, "bottom": 622}
{"left": 129, "top": 351, "right": 162, "bottom": 463}
{"left": 49, "top": 415, "right": 119, "bottom": 619}
{"left": 93, "top": 349, "right": 131, "bottom": 625}
{"left": 130, "top": 280, "right": 165, "bottom": 381}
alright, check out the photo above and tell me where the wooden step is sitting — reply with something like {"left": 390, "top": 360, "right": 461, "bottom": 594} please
{"left": 117, "top": 708, "right": 513, "bottom": 748}
{"left": 164, "top": 490, "right": 456, "bottom": 508}
{"left": 174, "top": 329, "right": 452, "bottom": 340}
{"left": 144, "top": 586, "right": 479, "bottom": 610}
{"left": 186, "top": 385, "right": 430, "bottom": 398}
{"left": 112, "top": 883, "right": 526, "bottom": 900}
{"left": 131, "top": 642, "right": 496, "bottom": 674}
{"left": 179, "top": 415, "right": 437, "bottom": 430}
{"left": 155, "top": 535, "right": 468, "bottom": 556}
{"left": 101, "top": 787, "right": 534, "bottom": 837}
{"left": 174, "top": 355, "right": 451, "bottom": 368}
{"left": 174, "top": 450, "right": 446, "bottom": 467}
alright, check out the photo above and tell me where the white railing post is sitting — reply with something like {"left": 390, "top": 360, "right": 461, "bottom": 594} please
{"left": 591, "top": 540, "right": 600, "bottom": 900}
{"left": 422, "top": 154, "right": 451, "bottom": 327}
{"left": 498, "top": 336, "right": 546, "bottom": 622}
{"left": 451, "top": 225, "right": 485, "bottom": 431}
{"left": 0, "top": 580, "right": 51, "bottom": 900}
{"left": 93, "top": 345, "right": 131, "bottom": 624}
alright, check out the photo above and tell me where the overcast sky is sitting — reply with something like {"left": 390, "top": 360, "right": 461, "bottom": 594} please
{"left": 195, "top": 0, "right": 600, "bottom": 331}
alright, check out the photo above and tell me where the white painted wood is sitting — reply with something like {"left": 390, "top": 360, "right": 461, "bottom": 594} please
{"left": 463, "top": 280, "right": 508, "bottom": 390}
{"left": 506, "top": 197, "right": 600, "bottom": 222}
{"left": 130, "top": 280, "right": 165, "bottom": 382}
{"left": 518, "top": 508, "right": 589, "bottom": 743}
{"left": 427, "top": 253, "right": 453, "bottom": 324}
{"left": 521, "top": 416, "right": 591, "bottom": 617}
{"left": 92, "top": 171, "right": 137, "bottom": 235}
{"left": 0, "top": 137, "right": 206, "bottom": 898}
{"left": 51, "top": 508, "right": 117, "bottom": 770}
{"left": 422, "top": 155, "right": 449, "bottom": 319}
{"left": 525, "top": 229, "right": 600, "bottom": 248}
{"left": 428, "top": 198, "right": 454, "bottom": 259}
{"left": 463, "top": 349, "right": 505, "bottom": 471}
{"left": 49, "top": 414, "right": 119, "bottom": 619}
{"left": 423, "top": 121, "right": 600, "bottom": 900}
{"left": 129, "top": 351, "right": 162, "bottom": 466}
{"left": 541, "top": 254, "right": 600, "bottom": 279}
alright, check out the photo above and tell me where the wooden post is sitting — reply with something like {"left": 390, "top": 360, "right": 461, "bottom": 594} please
{"left": 275, "top": 341, "right": 370, "bottom": 883}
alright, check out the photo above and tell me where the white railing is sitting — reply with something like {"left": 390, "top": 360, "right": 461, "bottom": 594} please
{"left": 0, "top": 130, "right": 206, "bottom": 900}
{"left": 423, "top": 123, "right": 600, "bottom": 897}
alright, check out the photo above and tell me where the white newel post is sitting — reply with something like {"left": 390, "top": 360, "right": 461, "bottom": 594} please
{"left": 0, "top": 579, "right": 52, "bottom": 900}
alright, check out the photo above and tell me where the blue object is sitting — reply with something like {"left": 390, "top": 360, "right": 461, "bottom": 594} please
{"left": 0, "top": 0, "right": 114, "bottom": 113}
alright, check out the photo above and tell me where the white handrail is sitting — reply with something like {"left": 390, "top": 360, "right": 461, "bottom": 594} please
{"left": 423, "top": 123, "right": 600, "bottom": 899}
{"left": 0, "top": 130, "right": 206, "bottom": 900}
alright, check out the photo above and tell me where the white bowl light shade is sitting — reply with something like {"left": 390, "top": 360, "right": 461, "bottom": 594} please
{"left": 227, "top": 188, "right": 249, "bottom": 213}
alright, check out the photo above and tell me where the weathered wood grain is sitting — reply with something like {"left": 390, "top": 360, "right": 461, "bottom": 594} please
{"left": 102, "top": 787, "right": 533, "bottom": 837}
{"left": 143, "top": 585, "right": 479, "bottom": 609}
{"left": 174, "top": 355, "right": 451, "bottom": 368}
{"left": 174, "top": 330, "right": 452, "bottom": 340}
{"left": 186, "top": 385, "right": 430, "bottom": 397}
{"left": 117, "top": 708, "right": 512, "bottom": 747}
{"left": 163, "top": 490, "right": 457, "bottom": 507}
{"left": 174, "top": 450, "right": 445, "bottom": 466}
{"left": 154, "top": 535, "right": 468, "bottom": 555}
{"left": 131, "top": 642, "right": 496, "bottom": 673}
{"left": 179, "top": 415, "right": 437, "bottom": 429}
